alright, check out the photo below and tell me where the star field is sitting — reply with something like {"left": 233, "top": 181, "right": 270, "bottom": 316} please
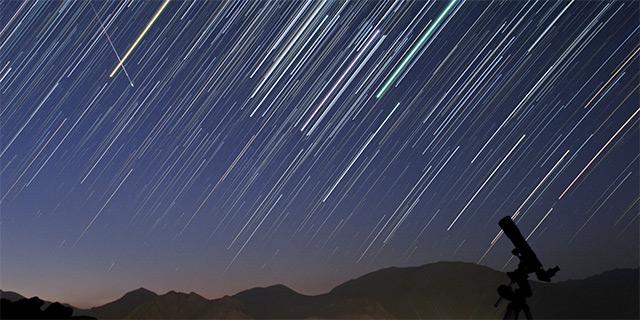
{"left": 0, "top": 0, "right": 638, "bottom": 307}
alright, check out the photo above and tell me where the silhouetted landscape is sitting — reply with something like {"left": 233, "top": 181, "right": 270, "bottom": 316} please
{"left": 2, "top": 262, "right": 638, "bottom": 319}
{"left": 0, "top": 296, "right": 94, "bottom": 319}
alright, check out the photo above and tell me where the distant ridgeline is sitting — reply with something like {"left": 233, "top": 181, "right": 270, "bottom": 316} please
{"left": 2, "top": 262, "right": 638, "bottom": 319}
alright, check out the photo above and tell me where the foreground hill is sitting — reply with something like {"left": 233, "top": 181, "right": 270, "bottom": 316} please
{"left": 7, "top": 262, "right": 638, "bottom": 319}
{"left": 0, "top": 290, "right": 26, "bottom": 302}
{"left": 0, "top": 289, "right": 84, "bottom": 316}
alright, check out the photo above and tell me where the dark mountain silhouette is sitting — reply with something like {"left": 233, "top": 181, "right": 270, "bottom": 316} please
{"left": 0, "top": 290, "right": 85, "bottom": 314}
{"left": 5, "top": 262, "right": 638, "bottom": 319}
{"left": 324, "top": 262, "right": 505, "bottom": 318}
{"left": 81, "top": 287, "right": 157, "bottom": 318}
{"left": 232, "top": 284, "right": 313, "bottom": 318}
{"left": 527, "top": 268, "right": 640, "bottom": 319}
{"left": 0, "top": 296, "right": 94, "bottom": 319}
{"left": 126, "top": 291, "right": 214, "bottom": 319}
{"left": 0, "top": 290, "right": 25, "bottom": 302}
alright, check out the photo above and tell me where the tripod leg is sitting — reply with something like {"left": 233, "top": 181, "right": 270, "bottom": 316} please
{"left": 523, "top": 305, "right": 532, "bottom": 320}
{"left": 503, "top": 303, "right": 517, "bottom": 320}
{"left": 503, "top": 304, "right": 511, "bottom": 319}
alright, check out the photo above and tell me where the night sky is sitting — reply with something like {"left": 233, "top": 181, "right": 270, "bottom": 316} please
{"left": 1, "top": 0, "right": 638, "bottom": 308}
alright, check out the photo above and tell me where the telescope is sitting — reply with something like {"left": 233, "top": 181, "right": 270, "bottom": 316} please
{"left": 495, "top": 216, "right": 559, "bottom": 320}
{"left": 499, "top": 216, "right": 560, "bottom": 282}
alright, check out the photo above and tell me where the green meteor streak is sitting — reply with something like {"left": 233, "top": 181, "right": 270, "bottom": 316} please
{"left": 375, "top": 0, "right": 460, "bottom": 99}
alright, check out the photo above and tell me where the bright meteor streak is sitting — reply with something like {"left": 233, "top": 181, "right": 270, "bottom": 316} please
{"left": 375, "top": 0, "right": 460, "bottom": 99}
{"left": 109, "top": 0, "right": 171, "bottom": 78}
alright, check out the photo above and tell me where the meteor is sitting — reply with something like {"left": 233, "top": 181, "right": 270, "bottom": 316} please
{"left": 375, "top": 0, "right": 460, "bottom": 99}
{"left": 109, "top": 0, "right": 171, "bottom": 78}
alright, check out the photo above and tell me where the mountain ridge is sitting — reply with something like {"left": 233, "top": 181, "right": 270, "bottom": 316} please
{"left": 4, "top": 261, "right": 638, "bottom": 319}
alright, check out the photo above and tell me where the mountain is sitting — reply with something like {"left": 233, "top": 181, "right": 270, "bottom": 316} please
{"left": 233, "top": 284, "right": 318, "bottom": 318}
{"left": 0, "top": 289, "right": 82, "bottom": 314}
{"left": 528, "top": 268, "right": 640, "bottom": 319}
{"left": 0, "top": 295, "right": 94, "bottom": 319}
{"left": 81, "top": 287, "right": 157, "bottom": 318}
{"left": 324, "top": 261, "right": 506, "bottom": 318}
{"left": 126, "top": 291, "right": 213, "bottom": 319}
{"left": 0, "top": 290, "right": 26, "bottom": 302}
{"left": 8, "top": 262, "right": 639, "bottom": 319}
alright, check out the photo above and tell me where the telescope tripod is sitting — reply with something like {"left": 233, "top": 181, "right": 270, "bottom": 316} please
{"left": 503, "top": 300, "right": 532, "bottom": 320}
{"left": 496, "top": 270, "right": 534, "bottom": 320}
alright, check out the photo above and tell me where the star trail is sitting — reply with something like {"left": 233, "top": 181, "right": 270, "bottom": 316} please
{"left": 0, "top": 0, "right": 638, "bottom": 307}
